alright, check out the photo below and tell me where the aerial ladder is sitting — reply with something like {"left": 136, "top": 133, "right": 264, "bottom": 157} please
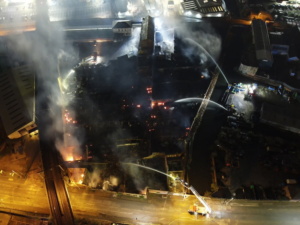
{"left": 177, "top": 178, "right": 212, "bottom": 215}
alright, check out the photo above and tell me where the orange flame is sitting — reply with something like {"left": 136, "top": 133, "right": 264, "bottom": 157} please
{"left": 65, "top": 155, "right": 74, "bottom": 162}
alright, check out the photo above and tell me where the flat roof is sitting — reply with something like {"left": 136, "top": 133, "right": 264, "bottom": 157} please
{"left": 0, "top": 65, "right": 35, "bottom": 138}
{"left": 251, "top": 19, "right": 273, "bottom": 62}
{"left": 181, "top": 0, "right": 225, "bottom": 14}
{"left": 140, "top": 16, "right": 154, "bottom": 42}
{"left": 261, "top": 103, "right": 300, "bottom": 134}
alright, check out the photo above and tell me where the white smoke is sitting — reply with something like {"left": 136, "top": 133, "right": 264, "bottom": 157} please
{"left": 177, "top": 21, "right": 222, "bottom": 65}
{"left": 117, "top": 0, "right": 146, "bottom": 18}
{"left": 110, "top": 27, "right": 141, "bottom": 59}
{"left": 143, "top": 0, "right": 164, "bottom": 17}
{"left": 154, "top": 15, "right": 222, "bottom": 65}
{"left": 88, "top": 168, "right": 102, "bottom": 188}
{"left": 5, "top": 3, "right": 82, "bottom": 161}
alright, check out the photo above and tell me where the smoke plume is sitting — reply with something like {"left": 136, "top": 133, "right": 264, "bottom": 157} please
{"left": 5, "top": 3, "right": 82, "bottom": 161}
{"left": 155, "top": 15, "right": 222, "bottom": 66}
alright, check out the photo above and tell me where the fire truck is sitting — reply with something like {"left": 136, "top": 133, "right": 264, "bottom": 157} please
{"left": 188, "top": 204, "right": 208, "bottom": 216}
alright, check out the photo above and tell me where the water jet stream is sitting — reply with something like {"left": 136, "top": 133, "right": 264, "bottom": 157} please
{"left": 123, "top": 163, "right": 212, "bottom": 214}
{"left": 174, "top": 97, "right": 227, "bottom": 111}
{"left": 122, "top": 163, "right": 175, "bottom": 180}
{"left": 185, "top": 38, "right": 230, "bottom": 85}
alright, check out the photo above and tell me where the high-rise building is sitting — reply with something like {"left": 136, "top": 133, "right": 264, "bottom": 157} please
{"left": 0, "top": 65, "right": 36, "bottom": 139}
{"left": 181, "top": 0, "right": 227, "bottom": 18}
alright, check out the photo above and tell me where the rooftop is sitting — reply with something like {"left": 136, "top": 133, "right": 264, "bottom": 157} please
{"left": 0, "top": 65, "right": 35, "bottom": 139}
{"left": 112, "top": 21, "right": 132, "bottom": 29}
{"left": 261, "top": 102, "right": 300, "bottom": 134}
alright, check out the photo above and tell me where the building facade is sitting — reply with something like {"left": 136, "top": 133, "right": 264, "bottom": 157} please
{"left": 0, "top": 65, "right": 36, "bottom": 139}
{"left": 181, "top": 0, "right": 227, "bottom": 18}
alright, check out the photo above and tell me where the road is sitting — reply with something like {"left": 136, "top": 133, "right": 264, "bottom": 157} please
{"left": 0, "top": 172, "right": 49, "bottom": 217}
{"left": 36, "top": 75, "right": 76, "bottom": 225}
{"left": 68, "top": 186, "right": 300, "bottom": 225}
{"left": 36, "top": 56, "right": 75, "bottom": 225}
{"left": 33, "top": 0, "right": 76, "bottom": 223}
{"left": 1, "top": 165, "right": 300, "bottom": 225}
{"left": 38, "top": 140, "right": 75, "bottom": 225}
{"left": 209, "top": 198, "right": 300, "bottom": 225}
{"left": 69, "top": 187, "right": 211, "bottom": 224}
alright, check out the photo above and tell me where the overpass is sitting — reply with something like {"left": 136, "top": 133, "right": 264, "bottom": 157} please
{"left": 34, "top": 1, "right": 75, "bottom": 224}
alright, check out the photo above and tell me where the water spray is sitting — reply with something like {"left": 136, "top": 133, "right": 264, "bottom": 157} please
{"left": 174, "top": 97, "right": 227, "bottom": 111}
{"left": 122, "top": 163, "right": 212, "bottom": 215}
{"left": 176, "top": 178, "right": 212, "bottom": 215}
{"left": 122, "top": 163, "right": 175, "bottom": 180}
{"left": 184, "top": 38, "right": 229, "bottom": 85}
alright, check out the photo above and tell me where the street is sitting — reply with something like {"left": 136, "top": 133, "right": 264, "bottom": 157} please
{"left": 0, "top": 174, "right": 49, "bottom": 216}
{"left": 1, "top": 166, "right": 300, "bottom": 225}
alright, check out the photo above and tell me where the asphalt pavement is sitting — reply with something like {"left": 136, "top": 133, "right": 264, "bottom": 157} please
{"left": 0, "top": 174, "right": 49, "bottom": 216}
{"left": 68, "top": 186, "right": 300, "bottom": 225}
{"left": 1, "top": 166, "right": 300, "bottom": 225}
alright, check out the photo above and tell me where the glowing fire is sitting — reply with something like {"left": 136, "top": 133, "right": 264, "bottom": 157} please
{"left": 140, "top": 187, "right": 148, "bottom": 195}
{"left": 66, "top": 155, "right": 74, "bottom": 162}
{"left": 68, "top": 168, "right": 86, "bottom": 185}
{"left": 63, "top": 146, "right": 83, "bottom": 162}
{"left": 64, "top": 110, "right": 77, "bottom": 124}
{"left": 151, "top": 100, "right": 167, "bottom": 108}
{"left": 146, "top": 87, "right": 152, "bottom": 94}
